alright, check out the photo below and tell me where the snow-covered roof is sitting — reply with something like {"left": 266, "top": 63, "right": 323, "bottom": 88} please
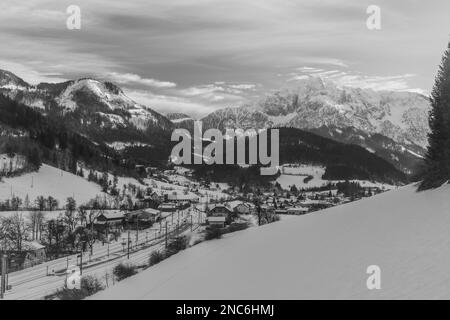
{"left": 287, "top": 207, "right": 309, "bottom": 212}
{"left": 142, "top": 208, "right": 161, "bottom": 215}
{"left": 167, "top": 193, "right": 199, "bottom": 201}
{"left": 208, "top": 204, "right": 232, "bottom": 212}
{"left": 158, "top": 203, "right": 177, "bottom": 208}
{"left": 226, "top": 200, "right": 243, "bottom": 209}
{"left": 207, "top": 216, "right": 226, "bottom": 222}
{"left": 99, "top": 211, "right": 125, "bottom": 220}
{"left": 301, "top": 199, "right": 329, "bottom": 205}
{"left": 22, "top": 241, "right": 45, "bottom": 251}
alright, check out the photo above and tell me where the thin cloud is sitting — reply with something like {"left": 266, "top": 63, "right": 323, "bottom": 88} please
{"left": 289, "top": 67, "right": 421, "bottom": 93}
{"left": 126, "top": 89, "right": 219, "bottom": 118}
{"left": 107, "top": 72, "right": 177, "bottom": 88}
{"left": 0, "top": 60, "right": 68, "bottom": 84}
{"left": 0, "top": 0, "right": 443, "bottom": 116}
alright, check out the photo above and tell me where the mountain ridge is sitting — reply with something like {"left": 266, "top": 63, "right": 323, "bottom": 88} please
{"left": 198, "top": 76, "right": 430, "bottom": 174}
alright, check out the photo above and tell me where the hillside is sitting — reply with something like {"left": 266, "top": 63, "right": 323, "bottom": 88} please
{"left": 92, "top": 183, "right": 450, "bottom": 299}
{"left": 0, "top": 70, "right": 175, "bottom": 164}
{"left": 0, "top": 164, "right": 107, "bottom": 205}
{"left": 0, "top": 93, "right": 160, "bottom": 182}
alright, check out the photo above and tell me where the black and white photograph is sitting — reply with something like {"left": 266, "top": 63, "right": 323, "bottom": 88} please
{"left": 0, "top": 0, "right": 449, "bottom": 307}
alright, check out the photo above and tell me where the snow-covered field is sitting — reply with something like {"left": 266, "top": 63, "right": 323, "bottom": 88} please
{"left": 0, "top": 210, "right": 64, "bottom": 220}
{"left": 276, "top": 164, "right": 395, "bottom": 190}
{"left": 0, "top": 164, "right": 107, "bottom": 205}
{"left": 92, "top": 183, "right": 450, "bottom": 299}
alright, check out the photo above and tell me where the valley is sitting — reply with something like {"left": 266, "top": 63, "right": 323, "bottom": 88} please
{"left": 0, "top": 68, "right": 429, "bottom": 300}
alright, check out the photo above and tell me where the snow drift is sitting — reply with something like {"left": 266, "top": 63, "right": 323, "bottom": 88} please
{"left": 92, "top": 184, "right": 450, "bottom": 299}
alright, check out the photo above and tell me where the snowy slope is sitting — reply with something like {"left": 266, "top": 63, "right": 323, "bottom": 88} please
{"left": 92, "top": 183, "right": 450, "bottom": 299}
{"left": 0, "top": 164, "right": 107, "bottom": 205}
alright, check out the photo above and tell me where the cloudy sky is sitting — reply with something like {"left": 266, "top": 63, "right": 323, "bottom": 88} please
{"left": 0, "top": 0, "right": 449, "bottom": 117}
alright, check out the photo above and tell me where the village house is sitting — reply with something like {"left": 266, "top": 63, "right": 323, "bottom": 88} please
{"left": 148, "top": 191, "right": 163, "bottom": 201}
{"left": 166, "top": 193, "right": 199, "bottom": 203}
{"left": 286, "top": 207, "right": 309, "bottom": 215}
{"left": 226, "top": 200, "right": 255, "bottom": 215}
{"left": 275, "top": 208, "right": 288, "bottom": 215}
{"left": 158, "top": 202, "right": 177, "bottom": 212}
{"left": 137, "top": 196, "right": 160, "bottom": 209}
{"left": 300, "top": 199, "right": 332, "bottom": 211}
{"left": 126, "top": 208, "right": 162, "bottom": 228}
{"left": 260, "top": 204, "right": 275, "bottom": 216}
{"left": 206, "top": 216, "right": 226, "bottom": 228}
{"left": 176, "top": 201, "right": 191, "bottom": 210}
{"left": 207, "top": 204, "right": 233, "bottom": 226}
{"left": 7, "top": 241, "right": 47, "bottom": 271}
{"left": 94, "top": 211, "right": 125, "bottom": 232}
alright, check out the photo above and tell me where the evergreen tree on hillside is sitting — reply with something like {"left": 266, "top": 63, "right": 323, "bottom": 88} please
{"left": 419, "top": 43, "right": 450, "bottom": 190}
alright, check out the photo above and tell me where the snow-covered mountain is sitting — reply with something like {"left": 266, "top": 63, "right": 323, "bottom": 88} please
{"left": 0, "top": 70, "right": 30, "bottom": 90}
{"left": 0, "top": 70, "right": 173, "bottom": 139}
{"left": 166, "top": 112, "right": 195, "bottom": 130}
{"left": 200, "top": 77, "right": 430, "bottom": 173}
{"left": 166, "top": 112, "right": 193, "bottom": 123}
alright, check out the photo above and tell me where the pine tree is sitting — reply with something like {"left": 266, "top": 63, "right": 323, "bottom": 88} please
{"left": 419, "top": 42, "right": 450, "bottom": 190}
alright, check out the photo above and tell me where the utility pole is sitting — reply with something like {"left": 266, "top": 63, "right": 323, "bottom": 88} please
{"left": 79, "top": 251, "right": 83, "bottom": 276}
{"left": 135, "top": 219, "right": 139, "bottom": 247}
{"left": 127, "top": 230, "right": 130, "bottom": 259}
{"left": 165, "top": 221, "right": 168, "bottom": 248}
{"left": 1, "top": 254, "right": 7, "bottom": 299}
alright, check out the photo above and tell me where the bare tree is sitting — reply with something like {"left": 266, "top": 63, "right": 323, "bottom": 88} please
{"left": 47, "top": 196, "right": 59, "bottom": 211}
{"left": 35, "top": 196, "right": 46, "bottom": 211}
{"left": 64, "top": 197, "right": 78, "bottom": 232}
{"left": 0, "top": 216, "right": 11, "bottom": 251}
{"left": 2, "top": 213, "right": 29, "bottom": 251}
{"left": 86, "top": 209, "right": 102, "bottom": 255}
{"left": 29, "top": 211, "right": 46, "bottom": 241}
